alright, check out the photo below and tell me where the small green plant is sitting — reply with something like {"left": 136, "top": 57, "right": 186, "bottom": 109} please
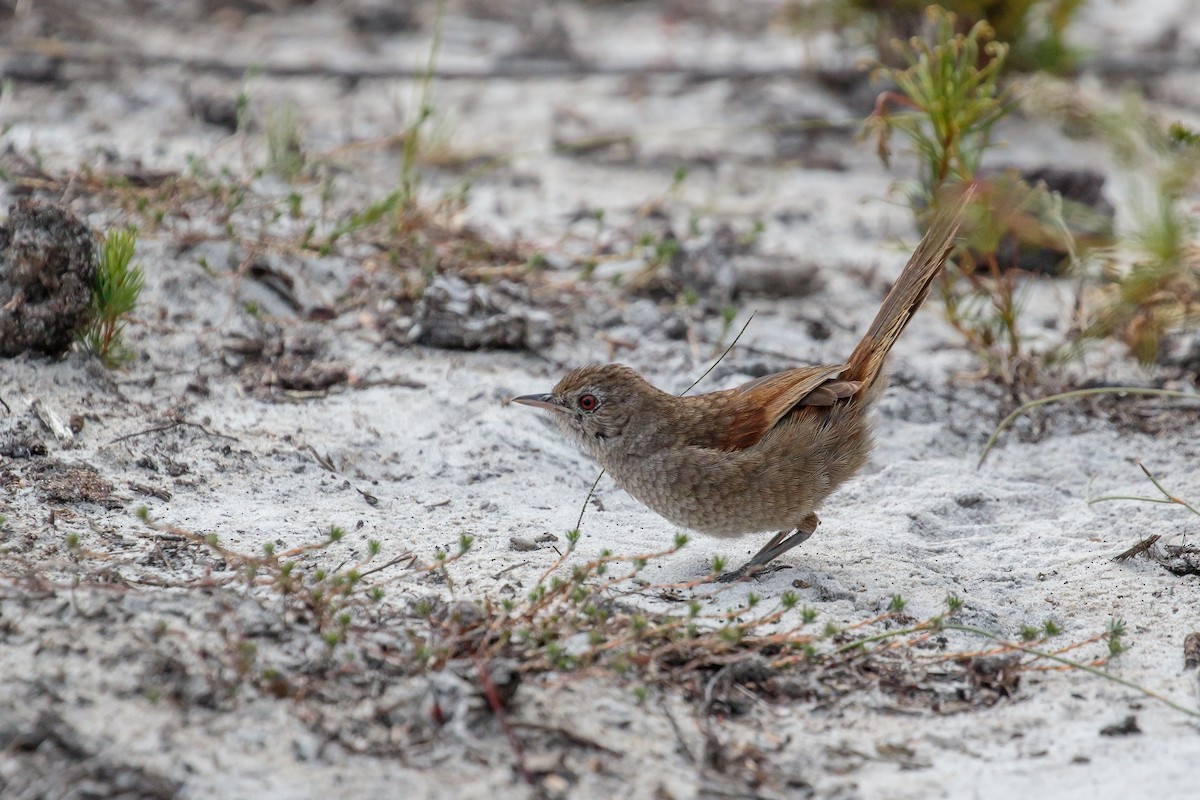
{"left": 865, "top": 9, "right": 1015, "bottom": 203}
{"left": 716, "top": 305, "right": 738, "bottom": 345}
{"left": 85, "top": 227, "right": 144, "bottom": 367}
{"left": 235, "top": 67, "right": 258, "bottom": 134}
{"left": 1169, "top": 122, "right": 1200, "bottom": 148}
{"left": 134, "top": 511, "right": 399, "bottom": 652}
{"left": 788, "top": 1, "right": 1085, "bottom": 74}
{"left": 264, "top": 101, "right": 304, "bottom": 182}
{"left": 398, "top": 0, "right": 446, "bottom": 214}
{"left": 59, "top": 509, "right": 1200, "bottom": 725}
{"left": 1081, "top": 104, "right": 1200, "bottom": 365}
{"left": 865, "top": 7, "right": 1083, "bottom": 386}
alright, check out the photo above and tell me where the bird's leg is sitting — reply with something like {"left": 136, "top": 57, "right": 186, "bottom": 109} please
{"left": 717, "top": 513, "right": 820, "bottom": 583}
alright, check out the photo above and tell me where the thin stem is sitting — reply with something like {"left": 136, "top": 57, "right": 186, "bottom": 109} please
{"left": 1138, "top": 460, "right": 1200, "bottom": 517}
{"left": 1089, "top": 495, "right": 1179, "bottom": 506}
{"left": 978, "top": 387, "right": 1199, "bottom": 467}
{"left": 680, "top": 310, "right": 757, "bottom": 396}
{"left": 943, "top": 623, "right": 1200, "bottom": 720}
{"left": 574, "top": 469, "right": 606, "bottom": 534}
{"left": 834, "top": 618, "right": 941, "bottom": 653}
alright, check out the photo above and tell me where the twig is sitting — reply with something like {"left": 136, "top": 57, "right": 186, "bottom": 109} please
{"left": 475, "top": 657, "right": 532, "bottom": 784}
{"left": 303, "top": 445, "right": 337, "bottom": 472}
{"left": 658, "top": 698, "right": 696, "bottom": 764}
{"left": 110, "top": 418, "right": 238, "bottom": 444}
{"left": 358, "top": 551, "right": 417, "bottom": 579}
{"left": 509, "top": 722, "right": 621, "bottom": 755}
{"left": 128, "top": 481, "right": 172, "bottom": 502}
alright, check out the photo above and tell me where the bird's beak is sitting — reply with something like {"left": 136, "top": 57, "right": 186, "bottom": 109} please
{"left": 511, "top": 393, "right": 567, "bottom": 413}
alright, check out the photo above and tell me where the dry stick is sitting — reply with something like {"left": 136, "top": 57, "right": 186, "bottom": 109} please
{"left": 573, "top": 470, "right": 606, "bottom": 533}
{"left": 111, "top": 418, "right": 238, "bottom": 444}
{"left": 637, "top": 569, "right": 725, "bottom": 593}
{"left": 357, "top": 552, "right": 418, "bottom": 579}
{"left": 978, "top": 387, "right": 1199, "bottom": 467}
{"left": 1114, "top": 535, "right": 1162, "bottom": 562}
{"left": 1094, "top": 461, "right": 1197, "bottom": 561}
{"left": 530, "top": 476, "right": 605, "bottom": 587}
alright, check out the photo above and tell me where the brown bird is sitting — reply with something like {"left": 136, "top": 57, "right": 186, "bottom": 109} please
{"left": 513, "top": 195, "right": 970, "bottom": 580}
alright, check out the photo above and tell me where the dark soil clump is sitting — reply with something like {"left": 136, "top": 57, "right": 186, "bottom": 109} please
{"left": 0, "top": 199, "right": 97, "bottom": 357}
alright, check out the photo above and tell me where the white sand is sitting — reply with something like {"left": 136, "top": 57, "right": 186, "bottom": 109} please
{"left": 2, "top": 2, "right": 1198, "bottom": 798}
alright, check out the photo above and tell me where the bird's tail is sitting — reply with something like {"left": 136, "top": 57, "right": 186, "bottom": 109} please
{"left": 843, "top": 189, "right": 973, "bottom": 394}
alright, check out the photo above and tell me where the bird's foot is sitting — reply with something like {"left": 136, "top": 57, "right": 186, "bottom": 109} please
{"left": 715, "top": 563, "right": 791, "bottom": 583}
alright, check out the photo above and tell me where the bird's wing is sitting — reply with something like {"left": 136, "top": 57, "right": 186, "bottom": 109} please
{"left": 695, "top": 365, "right": 860, "bottom": 451}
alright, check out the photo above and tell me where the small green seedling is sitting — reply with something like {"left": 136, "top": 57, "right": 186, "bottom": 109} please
{"left": 85, "top": 227, "right": 144, "bottom": 367}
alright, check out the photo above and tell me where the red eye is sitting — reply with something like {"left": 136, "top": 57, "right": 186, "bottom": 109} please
{"left": 578, "top": 394, "right": 598, "bottom": 411}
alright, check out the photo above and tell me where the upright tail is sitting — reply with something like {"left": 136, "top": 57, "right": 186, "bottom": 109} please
{"left": 843, "top": 190, "right": 972, "bottom": 393}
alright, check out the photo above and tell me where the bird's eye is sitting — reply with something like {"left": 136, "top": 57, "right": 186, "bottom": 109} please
{"left": 578, "top": 393, "right": 598, "bottom": 412}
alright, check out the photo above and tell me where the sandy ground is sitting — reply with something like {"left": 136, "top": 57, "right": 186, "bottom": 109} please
{"left": 2, "top": 1, "right": 1200, "bottom": 798}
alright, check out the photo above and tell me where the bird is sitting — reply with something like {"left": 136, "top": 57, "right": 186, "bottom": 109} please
{"left": 512, "top": 193, "right": 970, "bottom": 580}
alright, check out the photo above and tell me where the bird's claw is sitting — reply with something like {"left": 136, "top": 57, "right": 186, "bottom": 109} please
{"left": 715, "top": 563, "right": 791, "bottom": 583}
